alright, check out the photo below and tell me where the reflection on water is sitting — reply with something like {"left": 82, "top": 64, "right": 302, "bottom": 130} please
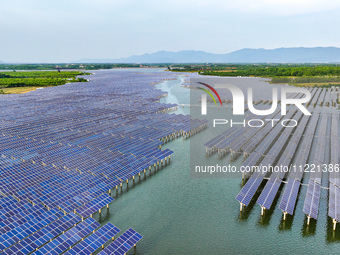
{"left": 327, "top": 217, "right": 340, "bottom": 243}
{"left": 302, "top": 217, "right": 317, "bottom": 237}
{"left": 279, "top": 213, "right": 294, "bottom": 231}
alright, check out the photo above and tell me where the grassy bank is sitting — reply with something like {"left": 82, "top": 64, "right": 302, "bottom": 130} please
{"left": 0, "top": 70, "right": 89, "bottom": 94}
{"left": 270, "top": 76, "right": 340, "bottom": 87}
{"left": 170, "top": 64, "right": 340, "bottom": 87}
{"left": 0, "top": 86, "right": 53, "bottom": 94}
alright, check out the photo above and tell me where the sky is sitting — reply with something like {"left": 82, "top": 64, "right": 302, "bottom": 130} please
{"left": 1, "top": 0, "right": 340, "bottom": 63}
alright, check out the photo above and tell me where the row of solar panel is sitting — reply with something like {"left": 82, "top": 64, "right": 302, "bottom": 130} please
{"left": 75, "top": 194, "right": 114, "bottom": 218}
{"left": 237, "top": 107, "right": 338, "bottom": 220}
{"left": 256, "top": 110, "right": 309, "bottom": 209}
{"left": 98, "top": 228, "right": 143, "bottom": 255}
{"left": 0, "top": 70, "right": 207, "bottom": 253}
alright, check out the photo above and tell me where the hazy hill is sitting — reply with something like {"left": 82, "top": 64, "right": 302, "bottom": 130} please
{"left": 77, "top": 47, "right": 340, "bottom": 63}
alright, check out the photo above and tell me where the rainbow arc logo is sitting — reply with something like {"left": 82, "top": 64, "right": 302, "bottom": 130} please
{"left": 197, "top": 82, "right": 222, "bottom": 106}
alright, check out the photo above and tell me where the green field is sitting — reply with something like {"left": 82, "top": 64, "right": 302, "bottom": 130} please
{"left": 0, "top": 70, "right": 89, "bottom": 94}
{"left": 170, "top": 64, "right": 340, "bottom": 87}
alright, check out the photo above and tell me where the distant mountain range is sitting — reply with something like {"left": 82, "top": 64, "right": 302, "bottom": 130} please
{"left": 77, "top": 47, "right": 340, "bottom": 63}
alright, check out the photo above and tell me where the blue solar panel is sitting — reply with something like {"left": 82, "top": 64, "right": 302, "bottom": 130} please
{"left": 279, "top": 178, "right": 300, "bottom": 215}
{"left": 0, "top": 196, "right": 16, "bottom": 208}
{"left": 328, "top": 184, "right": 340, "bottom": 221}
{"left": 236, "top": 173, "right": 264, "bottom": 206}
{"left": 257, "top": 178, "right": 281, "bottom": 209}
{"left": 98, "top": 228, "right": 143, "bottom": 255}
{"left": 0, "top": 70, "right": 213, "bottom": 253}
{"left": 0, "top": 208, "right": 62, "bottom": 251}
{"left": 2, "top": 212, "right": 81, "bottom": 255}
{"left": 0, "top": 199, "right": 30, "bottom": 222}
{"left": 64, "top": 222, "right": 120, "bottom": 255}
{"left": 31, "top": 217, "right": 100, "bottom": 255}
{"left": 303, "top": 180, "right": 321, "bottom": 220}
{"left": 76, "top": 193, "right": 114, "bottom": 218}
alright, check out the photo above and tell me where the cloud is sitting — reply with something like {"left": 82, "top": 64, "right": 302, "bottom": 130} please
{"left": 143, "top": 0, "right": 340, "bottom": 16}
{"left": 259, "top": 0, "right": 340, "bottom": 15}
{"left": 1, "top": 0, "right": 340, "bottom": 62}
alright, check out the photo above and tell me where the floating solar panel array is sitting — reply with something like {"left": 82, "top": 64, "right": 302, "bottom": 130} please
{"left": 0, "top": 70, "right": 204, "bottom": 253}
{"left": 278, "top": 111, "right": 320, "bottom": 216}
{"left": 302, "top": 112, "right": 328, "bottom": 221}
{"left": 256, "top": 109, "right": 311, "bottom": 211}
{"left": 204, "top": 92, "right": 307, "bottom": 157}
{"left": 234, "top": 98, "right": 339, "bottom": 227}
{"left": 197, "top": 80, "right": 339, "bottom": 228}
{"left": 236, "top": 105, "right": 307, "bottom": 208}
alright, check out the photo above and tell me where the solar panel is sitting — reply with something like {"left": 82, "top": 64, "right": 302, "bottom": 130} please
{"left": 0, "top": 208, "right": 63, "bottom": 251}
{"left": 257, "top": 178, "right": 281, "bottom": 209}
{"left": 279, "top": 178, "right": 300, "bottom": 215}
{"left": 329, "top": 112, "right": 339, "bottom": 186}
{"left": 328, "top": 182, "right": 340, "bottom": 222}
{"left": 98, "top": 228, "right": 143, "bottom": 255}
{"left": 75, "top": 193, "right": 114, "bottom": 218}
{"left": 0, "top": 72, "right": 186, "bottom": 255}
{"left": 0, "top": 199, "right": 30, "bottom": 222}
{"left": 31, "top": 217, "right": 100, "bottom": 255}
{"left": 64, "top": 222, "right": 120, "bottom": 255}
{"left": 303, "top": 180, "right": 321, "bottom": 220}
{"left": 2, "top": 212, "right": 81, "bottom": 255}
{"left": 236, "top": 173, "right": 264, "bottom": 206}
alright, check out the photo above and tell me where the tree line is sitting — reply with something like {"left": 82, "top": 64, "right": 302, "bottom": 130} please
{"left": 0, "top": 71, "right": 89, "bottom": 88}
